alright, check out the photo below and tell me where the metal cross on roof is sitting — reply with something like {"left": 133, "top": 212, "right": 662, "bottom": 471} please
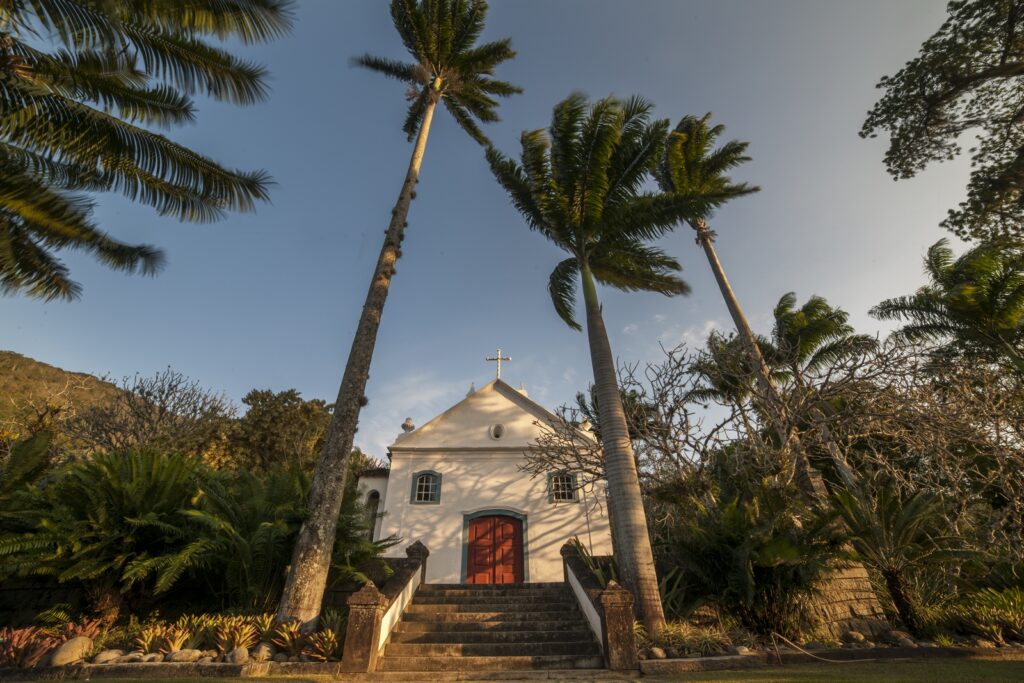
{"left": 485, "top": 348, "right": 511, "bottom": 379}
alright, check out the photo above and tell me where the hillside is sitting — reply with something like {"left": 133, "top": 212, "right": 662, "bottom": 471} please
{"left": 0, "top": 351, "right": 121, "bottom": 428}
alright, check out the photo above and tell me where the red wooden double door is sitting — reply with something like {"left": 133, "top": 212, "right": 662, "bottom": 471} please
{"left": 466, "top": 515, "right": 524, "bottom": 584}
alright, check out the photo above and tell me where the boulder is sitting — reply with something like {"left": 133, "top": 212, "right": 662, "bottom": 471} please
{"left": 201, "top": 649, "right": 218, "bottom": 658}
{"left": 973, "top": 639, "right": 998, "bottom": 649}
{"left": 227, "top": 646, "right": 249, "bottom": 664}
{"left": 50, "top": 637, "right": 93, "bottom": 666}
{"left": 141, "top": 653, "right": 164, "bottom": 662}
{"left": 897, "top": 637, "right": 918, "bottom": 648}
{"left": 272, "top": 652, "right": 289, "bottom": 663}
{"left": 197, "top": 656, "right": 215, "bottom": 663}
{"left": 801, "top": 641, "right": 825, "bottom": 650}
{"left": 167, "top": 648, "right": 203, "bottom": 663}
{"left": 917, "top": 641, "right": 938, "bottom": 648}
{"left": 841, "top": 631, "right": 866, "bottom": 644}
{"left": 252, "top": 642, "right": 275, "bottom": 662}
{"left": 114, "top": 653, "right": 144, "bottom": 664}
{"left": 648, "top": 647, "right": 667, "bottom": 659}
{"left": 728, "top": 645, "right": 753, "bottom": 656}
{"left": 882, "top": 630, "right": 913, "bottom": 645}
{"left": 664, "top": 646, "right": 681, "bottom": 659}
{"left": 92, "top": 649, "right": 124, "bottom": 664}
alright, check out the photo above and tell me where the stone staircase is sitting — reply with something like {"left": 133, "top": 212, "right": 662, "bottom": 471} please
{"left": 378, "top": 582, "right": 604, "bottom": 672}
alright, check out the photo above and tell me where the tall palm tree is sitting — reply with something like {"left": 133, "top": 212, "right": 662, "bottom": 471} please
{"left": 652, "top": 115, "right": 830, "bottom": 493}
{"left": 872, "top": 238, "right": 1024, "bottom": 373}
{"left": 277, "top": 0, "right": 519, "bottom": 627}
{"left": 0, "top": 0, "right": 293, "bottom": 300}
{"left": 487, "top": 93, "right": 732, "bottom": 633}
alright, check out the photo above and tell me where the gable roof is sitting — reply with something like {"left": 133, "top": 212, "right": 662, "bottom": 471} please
{"left": 389, "top": 379, "right": 565, "bottom": 451}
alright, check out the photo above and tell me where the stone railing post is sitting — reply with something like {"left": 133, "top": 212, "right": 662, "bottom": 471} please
{"left": 600, "top": 581, "right": 639, "bottom": 671}
{"left": 340, "top": 582, "right": 388, "bottom": 673}
{"left": 405, "top": 540, "right": 430, "bottom": 583}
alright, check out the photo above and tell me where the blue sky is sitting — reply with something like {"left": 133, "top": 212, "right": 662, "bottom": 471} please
{"left": 1, "top": 1, "right": 969, "bottom": 458}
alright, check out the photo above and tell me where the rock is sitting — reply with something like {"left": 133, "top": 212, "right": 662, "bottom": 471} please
{"left": 648, "top": 647, "right": 667, "bottom": 659}
{"left": 973, "top": 639, "right": 998, "bottom": 649}
{"left": 252, "top": 642, "right": 275, "bottom": 662}
{"left": 882, "top": 629, "right": 912, "bottom": 644}
{"left": 272, "top": 652, "right": 289, "bottom": 663}
{"left": 842, "top": 642, "right": 859, "bottom": 649}
{"left": 897, "top": 637, "right": 917, "bottom": 648}
{"left": 167, "top": 648, "right": 203, "bottom": 663}
{"left": 50, "top": 636, "right": 93, "bottom": 666}
{"left": 287, "top": 655, "right": 300, "bottom": 662}
{"left": 227, "top": 646, "right": 249, "bottom": 664}
{"left": 841, "top": 631, "right": 866, "bottom": 644}
{"left": 728, "top": 645, "right": 753, "bottom": 656}
{"left": 917, "top": 641, "right": 938, "bottom": 648}
{"left": 664, "top": 646, "right": 681, "bottom": 659}
{"left": 92, "top": 649, "right": 124, "bottom": 664}
{"left": 801, "top": 641, "right": 825, "bottom": 650}
{"left": 861, "top": 641, "right": 876, "bottom": 648}
{"left": 141, "top": 653, "right": 164, "bottom": 662}
{"left": 113, "top": 653, "right": 144, "bottom": 664}
{"left": 201, "top": 649, "right": 218, "bottom": 658}
{"left": 197, "top": 656, "right": 215, "bottom": 663}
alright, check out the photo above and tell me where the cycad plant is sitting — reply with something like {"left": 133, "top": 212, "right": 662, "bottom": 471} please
{"left": 0, "top": 0, "right": 292, "bottom": 299}
{"left": 278, "top": 0, "right": 519, "bottom": 627}
{"left": 871, "top": 238, "right": 1024, "bottom": 373}
{"left": 487, "top": 93, "right": 730, "bottom": 633}
{"left": 833, "top": 486, "right": 962, "bottom": 636}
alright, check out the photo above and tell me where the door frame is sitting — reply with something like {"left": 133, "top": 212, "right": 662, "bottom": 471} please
{"left": 460, "top": 508, "right": 529, "bottom": 583}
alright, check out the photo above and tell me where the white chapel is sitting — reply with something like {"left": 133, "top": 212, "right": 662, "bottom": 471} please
{"left": 356, "top": 376, "right": 613, "bottom": 585}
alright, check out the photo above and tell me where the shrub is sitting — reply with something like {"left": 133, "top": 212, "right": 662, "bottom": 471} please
{"left": 214, "top": 618, "right": 258, "bottom": 653}
{"left": 0, "top": 626, "right": 58, "bottom": 668}
{"left": 304, "top": 629, "right": 341, "bottom": 662}
{"left": 271, "top": 620, "right": 306, "bottom": 657}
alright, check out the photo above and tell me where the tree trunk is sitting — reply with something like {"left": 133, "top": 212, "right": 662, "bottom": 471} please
{"left": 882, "top": 569, "right": 924, "bottom": 636}
{"left": 580, "top": 263, "right": 666, "bottom": 634}
{"left": 276, "top": 97, "right": 439, "bottom": 629}
{"left": 694, "top": 221, "right": 826, "bottom": 499}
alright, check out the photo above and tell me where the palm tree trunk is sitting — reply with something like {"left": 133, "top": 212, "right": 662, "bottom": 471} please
{"left": 580, "top": 263, "right": 666, "bottom": 634}
{"left": 276, "top": 97, "right": 439, "bottom": 629}
{"left": 881, "top": 569, "right": 924, "bottom": 636}
{"left": 694, "top": 221, "right": 826, "bottom": 499}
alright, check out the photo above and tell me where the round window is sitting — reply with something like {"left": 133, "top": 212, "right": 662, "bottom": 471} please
{"left": 489, "top": 424, "right": 505, "bottom": 440}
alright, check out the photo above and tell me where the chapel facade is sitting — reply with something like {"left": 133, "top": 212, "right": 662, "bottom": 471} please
{"left": 356, "top": 378, "right": 613, "bottom": 584}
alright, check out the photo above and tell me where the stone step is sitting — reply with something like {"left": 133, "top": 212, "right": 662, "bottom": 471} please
{"left": 378, "top": 654, "right": 605, "bottom": 672}
{"left": 414, "top": 594, "right": 574, "bottom": 605}
{"left": 390, "top": 629, "right": 594, "bottom": 644}
{"left": 420, "top": 582, "right": 565, "bottom": 591}
{"left": 410, "top": 598, "right": 577, "bottom": 610}
{"left": 394, "top": 618, "right": 591, "bottom": 633}
{"left": 402, "top": 609, "right": 577, "bottom": 622}
{"left": 337, "top": 671, "right": 634, "bottom": 682}
{"left": 384, "top": 641, "right": 601, "bottom": 658}
{"left": 417, "top": 586, "right": 569, "bottom": 599}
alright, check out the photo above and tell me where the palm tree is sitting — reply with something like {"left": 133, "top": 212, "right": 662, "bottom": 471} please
{"left": 0, "top": 0, "right": 293, "bottom": 300}
{"left": 769, "top": 293, "right": 876, "bottom": 491}
{"left": 871, "top": 238, "right": 1024, "bottom": 373}
{"left": 487, "top": 93, "right": 732, "bottom": 633}
{"left": 277, "top": 0, "right": 519, "bottom": 627}
{"left": 652, "top": 115, "right": 836, "bottom": 497}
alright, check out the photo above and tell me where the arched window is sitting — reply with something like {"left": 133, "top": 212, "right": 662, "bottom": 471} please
{"left": 365, "top": 490, "right": 381, "bottom": 540}
{"left": 411, "top": 471, "right": 442, "bottom": 504}
{"left": 548, "top": 472, "right": 578, "bottom": 502}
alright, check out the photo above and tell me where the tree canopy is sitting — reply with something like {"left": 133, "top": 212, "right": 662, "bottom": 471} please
{"left": 861, "top": 0, "right": 1024, "bottom": 241}
{"left": 0, "top": 0, "right": 293, "bottom": 300}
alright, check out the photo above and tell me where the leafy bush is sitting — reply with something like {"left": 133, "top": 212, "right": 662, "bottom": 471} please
{"left": 304, "top": 628, "right": 341, "bottom": 661}
{"left": 0, "top": 626, "right": 58, "bottom": 667}
{"left": 652, "top": 468, "right": 844, "bottom": 638}
{"left": 932, "top": 588, "right": 1024, "bottom": 644}
{"left": 635, "top": 620, "right": 733, "bottom": 657}
{"left": 214, "top": 618, "right": 258, "bottom": 653}
{"left": 271, "top": 620, "right": 306, "bottom": 657}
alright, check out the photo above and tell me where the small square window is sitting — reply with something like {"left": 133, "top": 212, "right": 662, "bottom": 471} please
{"left": 550, "top": 473, "right": 577, "bottom": 502}
{"left": 412, "top": 472, "right": 441, "bottom": 504}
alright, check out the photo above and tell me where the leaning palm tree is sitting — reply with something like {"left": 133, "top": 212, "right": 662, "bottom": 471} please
{"left": 872, "top": 238, "right": 1024, "bottom": 373}
{"left": 487, "top": 93, "right": 733, "bottom": 633}
{"left": 0, "top": 0, "right": 292, "bottom": 300}
{"left": 277, "top": 0, "right": 519, "bottom": 627}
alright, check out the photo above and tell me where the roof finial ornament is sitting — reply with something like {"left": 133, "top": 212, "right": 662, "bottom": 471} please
{"left": 485, "top": 347, "right": 511, "bottom": 379}
{"left": 401, "top": 417, "right": 415, "bottom": 433}
{"left": 466, "top": 382, "right": 476, "bottom": 397}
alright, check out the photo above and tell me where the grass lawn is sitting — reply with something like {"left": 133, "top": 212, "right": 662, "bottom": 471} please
{"left": 659, "top": 659, "right": 1024, "bottom": 682}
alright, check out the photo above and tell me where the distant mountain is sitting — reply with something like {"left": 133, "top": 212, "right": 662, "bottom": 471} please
{"left": 0, "top": 351, "right": 121, "bottom": 426}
